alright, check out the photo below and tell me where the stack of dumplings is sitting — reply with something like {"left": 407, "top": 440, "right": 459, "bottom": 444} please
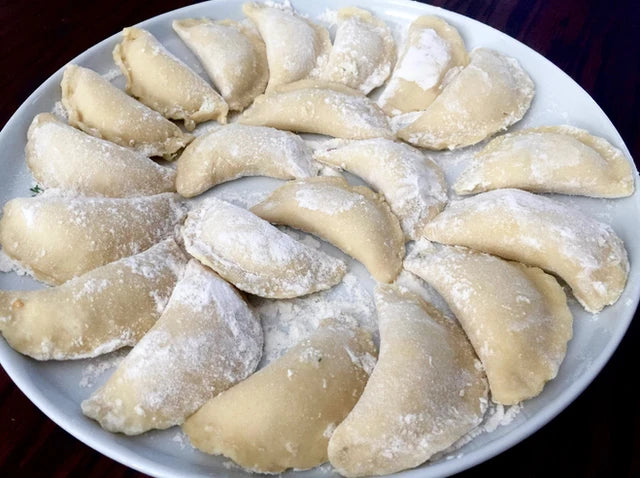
{"left": 0, "top": 1, "right": 635, "bottom": 477}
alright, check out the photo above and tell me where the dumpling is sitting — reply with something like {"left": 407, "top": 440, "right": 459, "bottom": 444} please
{"left": 239, "top": 79, "right": 393, "bottom": 139}
{"left": 172, "top": 18, "right": 268, "bottom": 111}
{"left": 61, "top": 64, "right": 192, "bottom": 158}
{"left": 0, "top": 192, "right": 186, "bottom": 285}
{"left": 397, "top": 48, "right": 535, "bottom": 150}
{"left": 313, "top": 138, "right": 447, "bottom": 240}
{"left": 81, "top": 260, "right": 263, "bottom": 434}
{"left": 0, "top": 239, "right": 186, "bottom": 360}
{"left": 176, "top": 124, "right": 315, "bottom": 198}
{"left": 378, "top": 15, "right": 468, "bottom": 116}
{"left": 183, "top": 319, "right": 377, "bottom": 473}
{"left": 113, "top": 27, "right": 228, "bottom": 130}
{"left": 320, "top": 7, "right": 395, "bottom": 94}
{"left": 26, "top": 113, "right": 176, "bottom": 197}
{"left": 404, "top": 240, "right": 573, "bottom": 405}
{"left": 423, "top": 189, "right": 628, "bottom": 313}
{"left": 454, "top": 125, "right": 635, "bottom": 197}
{"left": 182, "top": 197, "right": 346, "bottom": 298}
{"left": 242, "top": 2, "right": 331, "bottom": 90}
{"left": 251, "top": 176, "right": 405, "bottom": 283}
{"left": 328, "top": 285, "right": 487, "bottom": 476}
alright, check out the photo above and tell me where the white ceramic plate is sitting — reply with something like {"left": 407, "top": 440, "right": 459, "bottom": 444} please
{"left": 1, "top": 1, "right": 639, "bottom": 477}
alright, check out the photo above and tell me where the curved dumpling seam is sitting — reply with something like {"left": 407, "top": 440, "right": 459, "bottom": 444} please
{"left": 454, "top": 125, "right": 635, "bottom": 198}
{"left": 113, "top": 27, "right": 228, "bottom": 130}
{"left": 172, "top": 18, "right": 268, "bottom": 111}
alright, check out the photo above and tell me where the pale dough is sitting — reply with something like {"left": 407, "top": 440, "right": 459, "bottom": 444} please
{"left": 173, "top": 18, "right": 268, "bottom": 111}
{"left": 81, "top": 260, "right": 263, "bottom": 434}
{"left": 251, "top": 176, "right": 405, "bottom": 283}
{"left": 243, "top": 2, "right": 331, "bottom": 90}
{"left": 0, "top": 191, "right": 186, "bottom": 285}
{"left": 239, "top": 79, "right": 393, "bottom": 139}
{"left": 313, "top": 138, "right": 447, "bottom": 240}
{"left": 424, "top": 189, "right": 629, "bottom": 313}
{"left": 378, "top": 15, "right": 468, "bottom": 115}
{"left": 454, "top": 125, "right": 635, "bottom": 197}
{"left": 182, "top": 197, "right": 346, "bottom": 299}
{"left": 183, "top": 320, "right": 377, "bottom": 473}
{"left": 0, "top": 239, "right": 186, "bottom": 360}
{"left": 320, "top": 7, "right": 396, "bottom": 94}
{"left": 328, "top": 284, "right": 487, "bottom": 476}
{"left": 405, "top": 241, "right": 573, "bottom": 405}
{"left": 26, "top": 113, "right": 176, "bottom": 197}
{"left": 397, "top": 48, "right": 534, "bottom": 150}
{"left": 176, "top": 124, "right": 315, "bottom": 198}
{"left": 61, "top": 64, "right": 192, "bottom": 159}
{"left": 113, "top": 27, "right": 228, "bottom": 130}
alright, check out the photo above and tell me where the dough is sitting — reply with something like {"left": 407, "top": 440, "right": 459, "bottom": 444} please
{"left": 251, "top": 176, "right": 405, "bottom": 283}
{"left": 454, "top": 125, "right": 635, "bottom": 197}
{"left": 26, "top": 113, "right": 175, "bottom": 197}
{"left": 313, "top": 138, "right": 447, "bottom": 240}
{"left": 378, "top": 15, "right": 468, "bottom": 115}
{"left": 0, "top": 191, "right": 186, "bottom": 285}
{"left": 239, "top": 79, "right": 393, "bottom": 139}
{"left": 81, "top": 260, "right": 263, "bottom": 434}
{"left": 424, "top": 189, "right": 629, "bottom": 313}
{"left": 61, "top": 64, "right": 192, "bottom": 159}
{"left": 320, "top": 7, "right": 395, "bottom": 94}
{"left": 243, "top": 2, "right": 331, "bottom": 90}
{"left": 173, "top": 18, "right": 268, "bottom": 111}
{"left": 183, "top": 319, "right": 377, "bottom": 473}
{"left": 397, "top": 48, "right": 534, "bottom": 150}
{"left": 182, "top": 197, "right": 346, "bottom": 298}
{"left": 0, "top": 239, "right": 186, "bottom": 360}
{"left": 328, "top": 284, "right": 487, "bottom": 476}
{"left": 113, "top": 27, "right": 228, "bottom": 130}
{"left": 176, "top": 124, "right": 315, "bottom": 198}
{"left": 404, "top": 241, "right": 573, "bottom": 405}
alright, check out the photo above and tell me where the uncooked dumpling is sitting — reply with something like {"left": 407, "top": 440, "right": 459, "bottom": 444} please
{"left": 0, "top": 192, "right": 186, "bottom": 285}
{"left": 182, "top": 197, "right": 346, "bottom": 298}
{"left": 454, "top": 125, "right": 635, "bottom": 197}
{"left": 243, "top": 2, "right": 331, "bottom": 90}
{"left": 320, "top": 7, "right": 395, "bottom": 94}
{"left": 183, "top": 320, "right": 377, "bottom": 473}
{"left": 0, "top": 239, "right": 186, "bottom": 360}
{"left": 378, "top": 15, "right": 468, "bottom": 115}
{"left": 404, "top": 240, "right": 573, "bottom": 405}
{"left": 328, "top": 285, "right": 487, "bottom": 476}
{"left": 176, "top": 124, "right": 315, "bottom": 198}
{"left": 81, "top": 260, "right": 263, "bottom": 434}
{"left": 26, "top": 113, "right": 176, "bottom": 197}
{"left": 113, "top": 27, "right": 228, "bottom": 130}
{"left": 61, "top": 65, "right": 192, "bottom": 158}
{"left": 172, "top": 18, "right": 268, "bottom": 111}
{"left": 313, "top": 138, "right": 447, "bottom": 240}
{"left": 251, "top": 176, "right": 405, "bottom": 283}
{"left": 397, "top": 48, "right": 534, "bottom": 150}
{"left": 239, "top": 79, "right": 393, "bottom": 139}
{"left": 424, "top": 189, "right": 628, "bottom": 313}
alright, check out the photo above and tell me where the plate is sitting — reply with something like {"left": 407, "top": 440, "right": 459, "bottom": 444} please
{"left": 0, "top": 1, "right": 639, "bottom": 477}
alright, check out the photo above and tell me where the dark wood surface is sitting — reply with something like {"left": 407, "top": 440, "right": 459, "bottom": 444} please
{"left": 0, "top": 0, "right": 639, "bottom": 476}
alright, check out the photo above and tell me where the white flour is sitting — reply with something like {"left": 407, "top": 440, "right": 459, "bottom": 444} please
{"left": 79, "top": 348, "right": 128, "bottom": 388}
{"left": 251, "top": 270, "right": 377, "bottom": 367}
{"left": 436, "top": 402, "right": 522, "bottom": 461}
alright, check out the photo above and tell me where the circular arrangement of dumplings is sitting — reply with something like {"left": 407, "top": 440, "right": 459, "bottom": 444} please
{"left": 0, "top": 1, "right": 635, "bottom": 477}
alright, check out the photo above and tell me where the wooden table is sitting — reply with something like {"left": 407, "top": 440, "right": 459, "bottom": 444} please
{"left": 0, "top": 0, "right": 638, "bottom": 476}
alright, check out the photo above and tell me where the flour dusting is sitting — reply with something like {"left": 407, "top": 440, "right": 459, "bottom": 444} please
{"left": 250, "top": 271, "right": 377, "bottom": 367}
{"left": 79, "top": 348, "right": 129, "bottom": 388}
